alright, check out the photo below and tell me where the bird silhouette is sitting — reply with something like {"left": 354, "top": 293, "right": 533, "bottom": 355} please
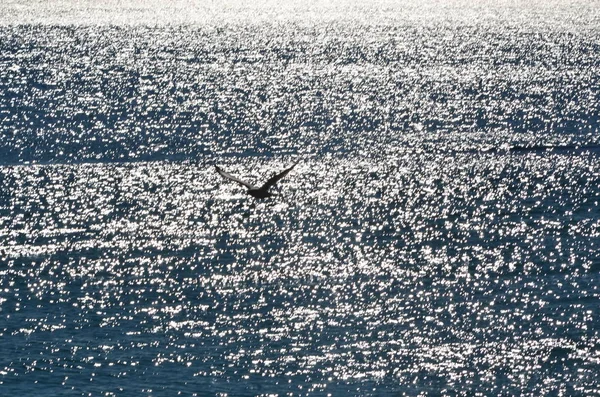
{"left": 215, "top": 161, "right": 298, "bottom": 198}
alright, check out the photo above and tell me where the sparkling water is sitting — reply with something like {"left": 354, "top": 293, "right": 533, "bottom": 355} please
{"left": 1, "top": 1, "right": 600, "bottom": 395}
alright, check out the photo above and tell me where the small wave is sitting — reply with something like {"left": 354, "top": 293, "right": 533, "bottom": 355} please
{"left": 478, "top": 144, "right": 600, "bottom": 154}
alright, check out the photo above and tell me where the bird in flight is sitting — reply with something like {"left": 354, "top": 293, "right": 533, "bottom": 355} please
{"left": 215, "top": 161, "right": 298, "bottom": 199}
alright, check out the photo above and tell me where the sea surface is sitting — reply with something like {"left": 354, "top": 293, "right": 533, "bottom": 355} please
{"left": 1, "top": 1, "right": 600, "bottom": 396}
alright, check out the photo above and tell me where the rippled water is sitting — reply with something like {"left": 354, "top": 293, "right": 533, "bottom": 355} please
{"left": 2, "top": 1, "right": 600, "bottom": 396}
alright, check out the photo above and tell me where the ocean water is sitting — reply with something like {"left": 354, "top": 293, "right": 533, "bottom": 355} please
{"left": 2, "top": 1, "right": 600, "bottom": 396}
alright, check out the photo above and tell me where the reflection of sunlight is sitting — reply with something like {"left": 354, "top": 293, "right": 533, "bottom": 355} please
{"left": 1, "top": 1, "right": 599, "bottom": 393}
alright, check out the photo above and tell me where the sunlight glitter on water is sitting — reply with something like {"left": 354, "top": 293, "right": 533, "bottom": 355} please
{"left": 2, "top": 148, "right": 600, "bottom": 394}
{"left": 2, "top": 0, "right": 600, "bottom": 395}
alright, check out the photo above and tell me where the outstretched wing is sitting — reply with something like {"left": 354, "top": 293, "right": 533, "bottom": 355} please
{"left": 259, "top": 161, "right": 299, "bottom": 191}
{"left": 215, "top": 165, "right": 257, "bottom": 189}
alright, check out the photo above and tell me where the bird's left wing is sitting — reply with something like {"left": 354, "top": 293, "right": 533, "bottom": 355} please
{"left": 215, "top": 165, "right": 257, "bottom": 189}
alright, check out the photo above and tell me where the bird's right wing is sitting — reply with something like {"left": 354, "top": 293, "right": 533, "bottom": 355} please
{"left": 259, "top": 161, "right": 299, "bottom": 191}
{"left": 215, "top": 165, "right": 257, "bottom": 189}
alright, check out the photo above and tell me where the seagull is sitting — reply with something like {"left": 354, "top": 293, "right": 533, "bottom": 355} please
{"left": 215, "top": 161, "right": 298, "bottom": 199}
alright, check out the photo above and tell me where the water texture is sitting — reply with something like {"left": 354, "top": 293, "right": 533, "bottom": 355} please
{"left": 1, "top": 1, "right": 600, "bottom": 396}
